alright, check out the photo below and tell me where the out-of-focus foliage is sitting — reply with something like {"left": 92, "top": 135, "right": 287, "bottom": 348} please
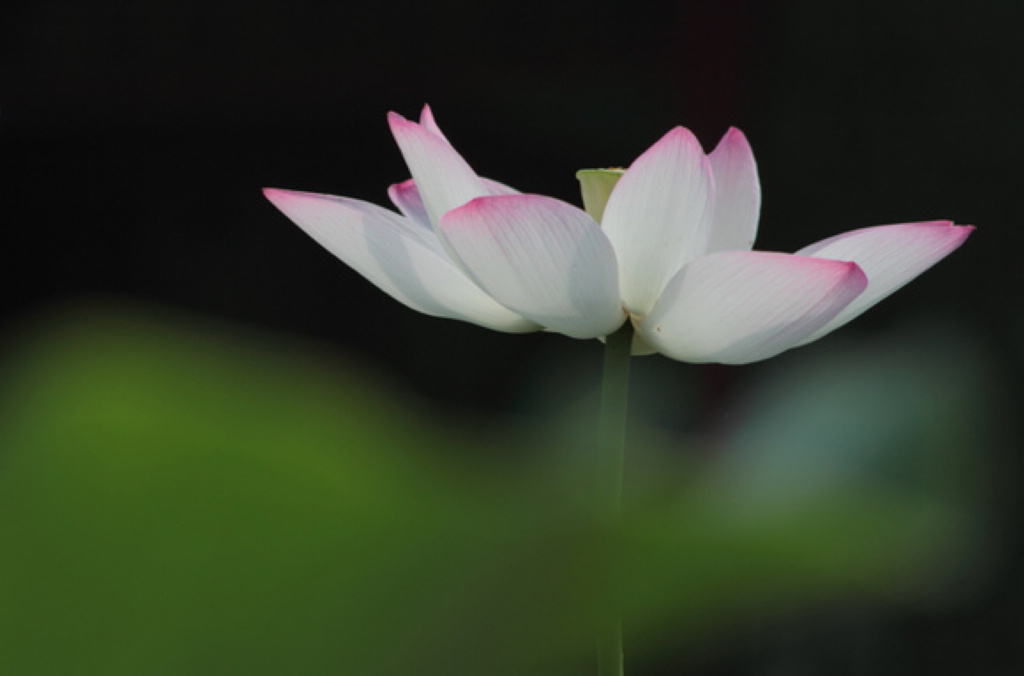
{"left": 0, "top": 304, "right": 994, "bottom": 674}
{"left": 620, "top": 322, "right": 996, "bottom": 665}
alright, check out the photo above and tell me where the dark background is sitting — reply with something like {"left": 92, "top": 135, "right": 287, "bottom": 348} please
{"left": 1, "top": 0, "right": 1020, "bottom": 673}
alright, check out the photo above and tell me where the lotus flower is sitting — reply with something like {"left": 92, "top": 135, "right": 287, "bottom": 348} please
{"left": 264, "top": 106, "right": 971, "bottom": 364}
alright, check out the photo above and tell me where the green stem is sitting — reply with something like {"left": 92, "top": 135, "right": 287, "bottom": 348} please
{"left": 595, "top": 321, "right": 633, "bottom": 676}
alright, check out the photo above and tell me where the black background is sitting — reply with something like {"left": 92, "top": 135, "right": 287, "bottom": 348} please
{"left": 1, "top": 1, "right": 1021, "bottom": 672}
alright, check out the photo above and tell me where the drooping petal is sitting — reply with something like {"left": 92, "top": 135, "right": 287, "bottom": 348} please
{"left": 387, "top": 112, "right": 488, "bottom": 228}
{"left": 706, "top": 127, "right": 761, "bottom": 253}
{"left": 264, "top": 188, "right": 538, "bottom": 333}
{"left": 794, "top": 221, "right": 974, "bottom": 343}
{"left": 639, "top": 251, "right": 867, "bottom": 364}
{"left": 439, "top": 194, "right": 625, "bottom": 339}
{"left": 388, "top": 176, "right": 521, "bottom": 229}
{"left": 600, "top": 127, "right": 714, "bottom": 316}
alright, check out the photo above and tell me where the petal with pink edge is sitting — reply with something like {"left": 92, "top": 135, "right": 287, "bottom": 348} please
{"left": 389, "top": 177, "right": 520, "bottom": 229}
{"left": 795, "top": 221, "right": 974, "bottom": 343}
{"left": 388, "top": 112, "right": 488, "bottom": 228}
{"left": 706, "top": 127, "right": 761, "bottom": 253}
{"left": 264, "top": 188, "right": 538, "bottom": 333}
{"left": 639, "top": 251, "right": 867, "bottom": 364}
{"left": 439, "top": 194, "right": 625, "bottom": 339}
{"left": 600, "top": 127, "right": 714, "bottom": 316}
{"left": 387, "top": 179, "right": 433, "bottom": 230}
{"left": 418, "top": 104, "right": 449, "bottom": 142}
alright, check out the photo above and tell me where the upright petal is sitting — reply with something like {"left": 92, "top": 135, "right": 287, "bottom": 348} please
{"left": 416, "top": 105, "right": 521, "bottom": 201}
{"left": 264, "top": 188, "right": 538, "bottom": 333}
{"left": 794, "top": 221, "right": 974, "bottom": 343}
{"left": 639, "top": 251, "right": 867, "bottom": 364}
{"left": 418, "top": 104, "right": 449, "bottom": 141}
{"left": 600, "top": 127, "right": 714, "bottom": 315}
{"left": 706, "top": 127, "right": 761, "bottom": 253}
{"left": 439, "top": 194, "right": 625, "bottom": 339}
{"left": 387, "top": 112, "right": 488, "bottom": 228}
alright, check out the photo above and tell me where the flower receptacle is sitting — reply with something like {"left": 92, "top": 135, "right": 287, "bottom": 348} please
{"left": 577, "top": 168, "right": 625, "bottom": 224}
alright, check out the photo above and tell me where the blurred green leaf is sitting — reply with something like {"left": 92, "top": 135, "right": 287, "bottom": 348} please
{"left": 0, "top": 306, "right": 993, "bottom": 674}
{"left": 620, "top": 321, "right": 994, "bottom": 663}
{"left": 0, "top": 304, "right": 607, "bottom": 675}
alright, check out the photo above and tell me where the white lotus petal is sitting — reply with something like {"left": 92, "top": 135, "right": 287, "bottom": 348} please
{"left": 795, "top": 221, "right": 974, "bottom": 343}
{"left": 439, "top": 194, "right": 625, "bottom": 339}
{"left": 640, "top": 250, "right": 867, "bottom": 364}
{"left": 264, "top": 188, "right": 538, "bottom": 333}
{"left": 415, "top": 106, "right": 521, "bottom": 201}
{"left": 479, "top": 177, "right": 521, "bottom": 196}
{"left": 418, "top": 104, "right": 449, "bottom": 142}
{"left": 387, "top": 112, "right": 488, "bottom": 228}
{"left": 707, "top": 127, "right": 761, "bottom": 253}
{"left": 388, "top": 177, "right": 521, "bottom": 230}
{"left": 600, "top": 127, "right": 714, "bottom": 315}
{"left": 387, "top": 179, "right": 433, "bottom": 229}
